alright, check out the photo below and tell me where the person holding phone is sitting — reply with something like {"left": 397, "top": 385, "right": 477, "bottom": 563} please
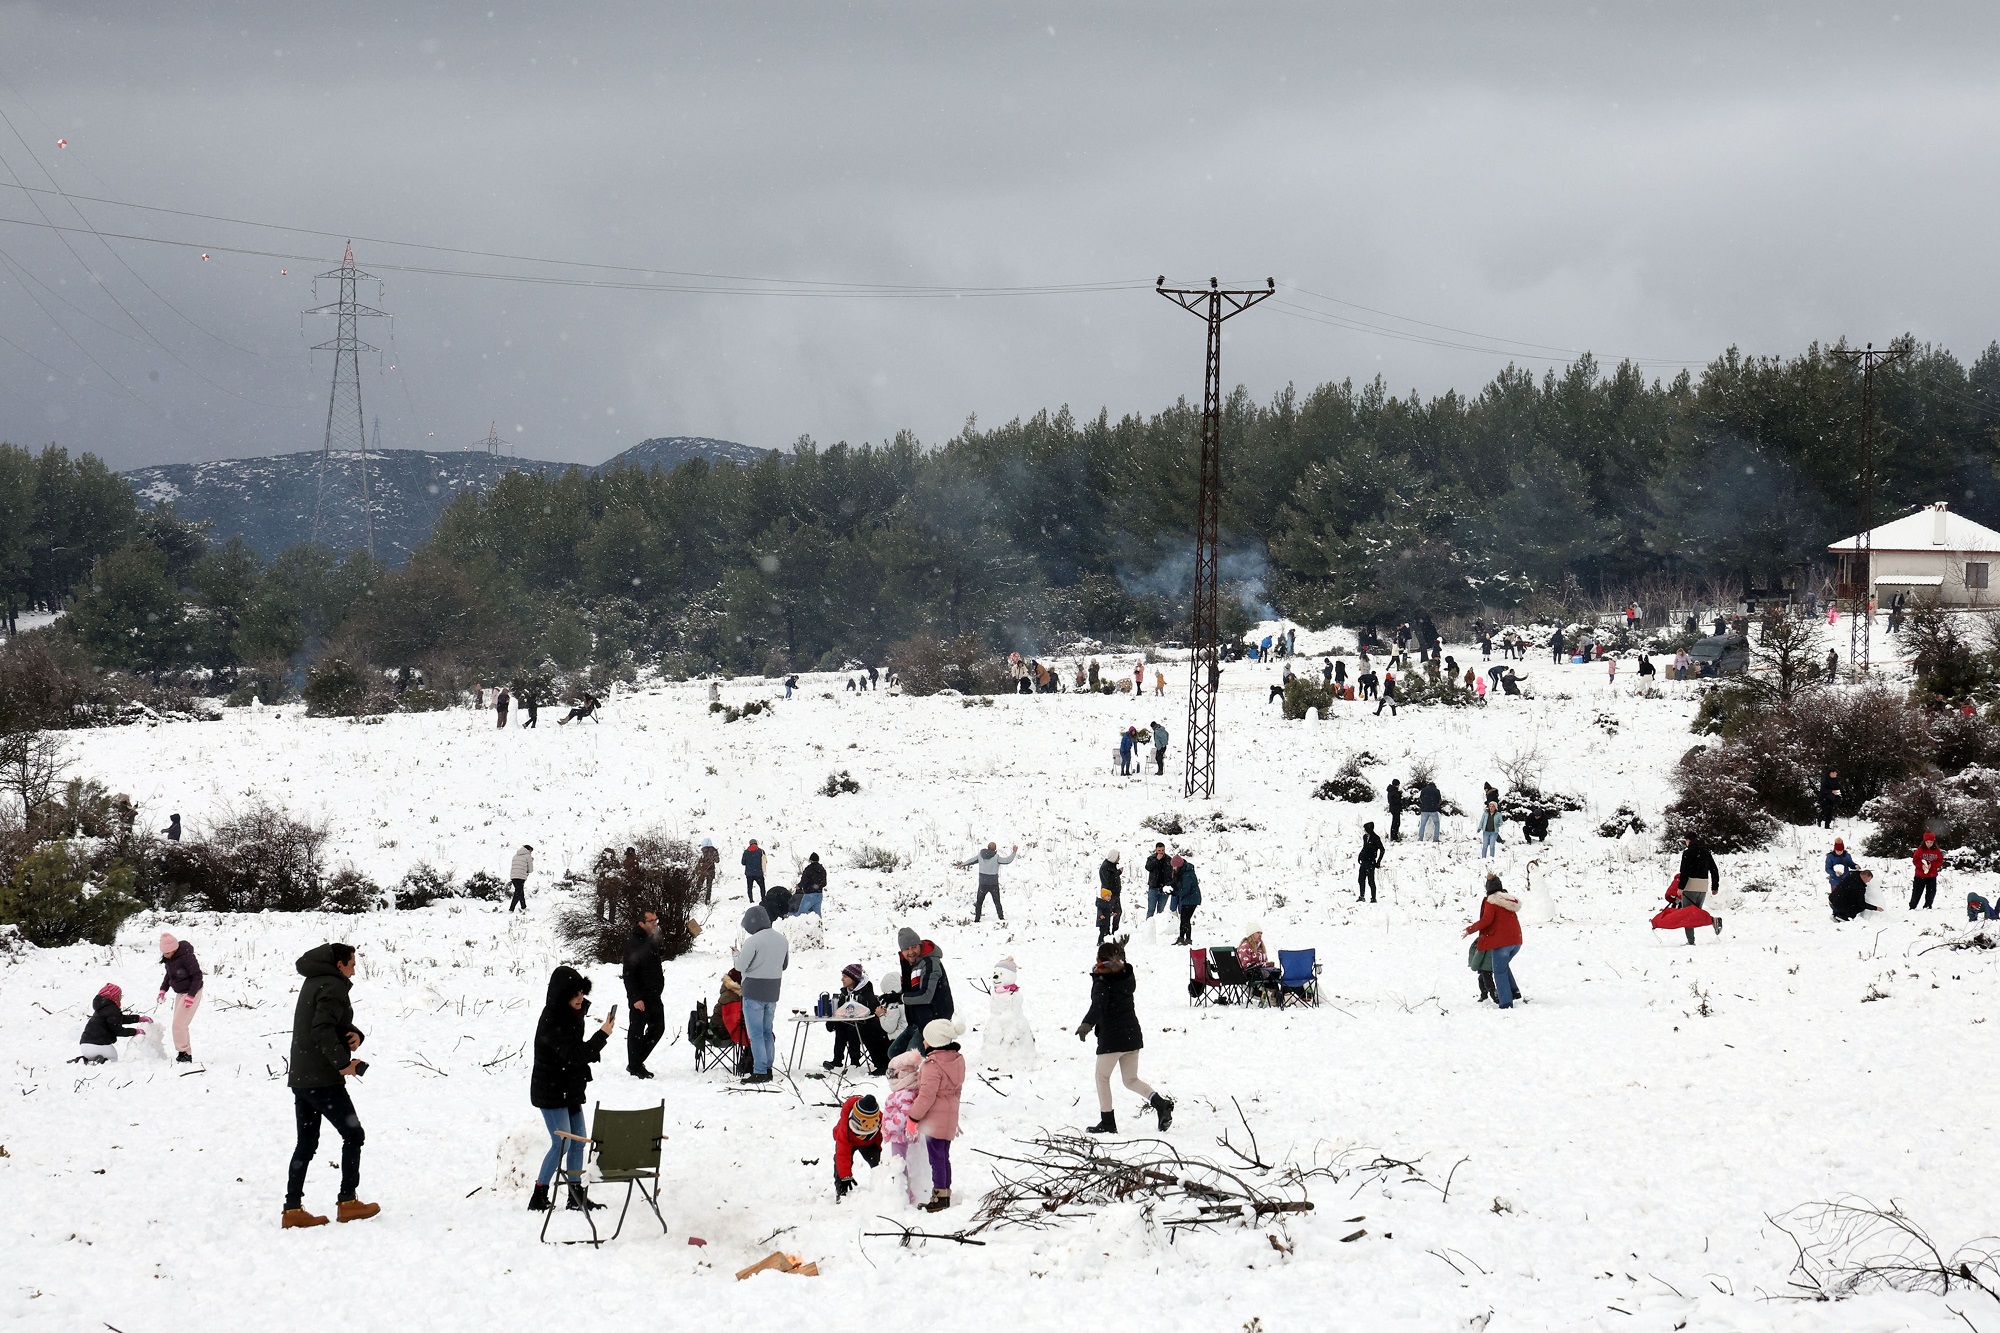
{"left": 529, "top": 965, "right": 616, "bottom": 1212}
{"left": 283, "top": 943, "right": 379, "bottom": 1228}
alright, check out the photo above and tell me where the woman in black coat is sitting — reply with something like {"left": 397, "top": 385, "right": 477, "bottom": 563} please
{"left": 529, "top": 965, "right": 614, "bottom": 1212}
{"left": 1075, "top": 941, "right": 1174, "bottom": 1136}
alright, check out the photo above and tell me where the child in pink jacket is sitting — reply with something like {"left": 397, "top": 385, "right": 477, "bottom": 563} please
{"left": 909, "top": 1017, "right": 967, "bottom": 1212}
{"left": 881, "top": 1051, "right": 928, "bottom": 1203}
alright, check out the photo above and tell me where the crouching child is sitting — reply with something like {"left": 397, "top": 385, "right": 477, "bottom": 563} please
{"left": 833, "top": 1094, "right": 883, "bottom": 1199}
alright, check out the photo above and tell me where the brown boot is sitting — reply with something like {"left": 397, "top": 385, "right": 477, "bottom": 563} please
{"left": 336, "top": 1198, "right": 381, "bottom": 1223}
{"left": 281, "top": 1207, "right": 329, "bottom": 1229}
{"left": 923, "top": 1188, "right": 950, "bottom": 1213}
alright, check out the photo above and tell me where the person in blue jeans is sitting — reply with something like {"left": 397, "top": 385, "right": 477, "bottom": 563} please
{"left": 797, "top": 852, "right": 827, "bottom": 916}
{"left": 527, "top": 964, "right": 615, "bottom": 1212}
{"left": 1416, "top": 780, "right": 1443, "bottom": 842}
{"left": 1144, "top": 843, "right": 1172, "bottom": 918}
{"left": 1465, "top": 876, "right": 1524, "bottom": 1009}
{"left": 733, "top": 903, "right": 789, "bottom": 1083}
{"left": 1477, "top": 801, "right": 1502, "bottom": 858}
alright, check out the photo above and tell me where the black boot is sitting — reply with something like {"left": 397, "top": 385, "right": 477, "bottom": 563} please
{"left": 1713, "top": 916, "right": 1723, "bottom": 935}
{"left": 527, "top": 1184, "right": 551, "bottom": 1212}
{"left": 176, "top": 1051, "right": 193, "bottom": 1064}
{"left": 1478, "top": 972, "right": 1495, "bottom": 1003}
{"left": 1151, "top": 1093, "right": 1175, "bottom": 1132}
{"left": 566, "top": 1184, "right": 604, "bottom": 1212}
{"left": 1086, "top": 1111, "right": 1117, "bottom": 1134}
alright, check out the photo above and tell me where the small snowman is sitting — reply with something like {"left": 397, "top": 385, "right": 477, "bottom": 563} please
{"left": 978, "top": 955, "right": 1037, "bottom": 1068}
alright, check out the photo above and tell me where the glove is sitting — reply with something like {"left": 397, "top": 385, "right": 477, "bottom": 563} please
{"left": 157, "top": 991, "right": 167, "bottom": 1004}
{"left": 182, "top": 995, "right": 196, "bottom": 1009}
{"left": 834, "top": 1176, "right": 855, "bottom": 1199}
{"left": 1075, "top": 1022, "right": 1093, "bottom": 1042}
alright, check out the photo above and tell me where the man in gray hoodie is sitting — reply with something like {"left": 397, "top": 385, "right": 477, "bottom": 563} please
{"left": 955, "top": 842, "right": 1017, "bottom": 923}
{"left": 732, "top": 904, "right": 788, "bottom": 1083}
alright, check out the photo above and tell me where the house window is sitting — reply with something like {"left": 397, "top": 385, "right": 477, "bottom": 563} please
{"left": 1969, "top": 562, "right": 1990, "bottom": 591}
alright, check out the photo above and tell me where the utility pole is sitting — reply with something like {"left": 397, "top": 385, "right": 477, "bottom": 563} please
{"left": 1831, "top": 342, "right": 1908, "bottom": 677}
{"left": 475, "top": 422, "right": 502, "bottom": 456}
{"left": 1156, "top": 276, "right": 1275, "bottom": 799}
{"left": 306, "top": 243, "right": 388, "bottom": 550}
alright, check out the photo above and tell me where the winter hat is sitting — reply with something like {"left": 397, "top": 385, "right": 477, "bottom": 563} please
{"left": 897, "top": 927, "right": 921, "bottom": 951}
{"left": 887, "top": 1050, "right": 923, "bottom": 1089}
{"left": 159, "top": 932, "right": 179, "bottom": 956}
{"left": 921, "top": 1017, "right": 966, "bottom": 1049}
{"left": 1106, "top": 850, "right": 1120, "bottom": 863}
{"left": 97, "top": 982, "right": 121, "bottom": 1003}
{"left": 848, "top": 1095, "right": 881, "bottom": 1138}
{"left": 1832, "top": 838, "right": 1845, "bottom": 851}
{"left": 1170, "top": 854, "right": 1184, "bottom": 867}
{"left": 700, "top": 837, "right": 714, "bottom": 849}
{"left": 841, "top": 963, "right": 866, "bottom": 985}
{"left": 1922, "top": 830, "right": 1938, "bottom": 841}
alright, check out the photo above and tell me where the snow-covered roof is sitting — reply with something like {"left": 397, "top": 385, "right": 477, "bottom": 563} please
{"left": 1827, "top": 503, "right": 2000, "bottom": 554}
{"left": 1875, "top": 574, "right": 1945, "bottom": 586}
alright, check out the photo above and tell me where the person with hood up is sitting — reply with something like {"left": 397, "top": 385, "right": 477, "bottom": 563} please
{"left": 1077, "top": 939, "right": 1175, "bottom": 1134}
{"left": 831, "top": 1093, "right": 883, "bottom": 1199}
{"left": 165, "top": 812, "right": 182, "bottom": 842}
{"left": 284, "top": 943, "right": 378, "bottom": 1227}
{"left": 508, "top": 844, "right": 534, "bottom": 913}
{"left": 529, "top": 965, "right": 616, "bottom": 1212}
{"left": 1118, "top": 726, "right": 1138, "bottom": 776}
{"left": 1169, "top": 854, "right": 1200, "bottom": 946}
{"left": 732, "top": 904, "right": 788, "bottom": 1082}
{"left": 76, "top": 982, "right": 151, "bottom": 1062}
{"left": 1144, "top": 842, "right": 1172, "bottom": 918}
{"left": 1831, "top": 867, "right": 1879, "bottom": 921}
{"left": 1677, "top": 834, "right": 1720, "bottom": 915}
{"left": 1151, "top": 720, "right": 1169, "bottom": 774}
{"left": 884, "top": 927, "right": 953, "bottom": 1058}
{"left": 623, "top": 910, "right": 665, "bottom": 1078}
{"left": 1096, "top": 851, "right": 1123, "bottom": 939}
{"left": 156, "top": 932, "right": 204, "bottom": 1063}
{"left": 1357, "top": 822, "right": 1385, "bottom": 902}
{"left": 1911, "top": 831, "right": 1944, "bottom": 909}
{"left": 826, "top": 963, "right": 889, "bottom": 1074}
{"left": 1824, "top": 838, "right": 1857, "bottom": 891}
{"left": 694, "top": 838, "right": 719, "bottom": 903}
{"left": 742, "top": 839, "right": 767, "bottom": 900}
{"left": 1463, "top": 877, "right": 1524, "bottom": 1010}
{"left": 910, "top": 1017, "right": 968, "bottom": 1212}
{"left": 955, "top": 842, "right": 1017, "bottom": 923}
{"left": 797, "top": 851, "right": 828, "bottom": 916}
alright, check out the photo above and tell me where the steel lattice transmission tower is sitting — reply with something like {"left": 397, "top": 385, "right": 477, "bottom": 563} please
{"left": 306, "top": 243, "right": 388, "bottom": 556}
{"left": 475, "top": 422, "right": 502, "bottom": 455}
{"left": 1831, "top": 342, "right": 1909, "bottom": 678}
{"left": 1157, "top": 276, "right": 1275, "bottom": 799}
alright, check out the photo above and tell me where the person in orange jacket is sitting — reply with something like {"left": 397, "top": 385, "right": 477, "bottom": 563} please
{"left": 1911, "top": 830, "right": 1944, "bottom": 909}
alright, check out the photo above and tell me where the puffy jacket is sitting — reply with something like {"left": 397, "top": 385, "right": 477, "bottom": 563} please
{"left": 1081, "top": 963, "right": 1143, "bottom": 1054}
{"left": 1151, "top": 723, "right": 1168, "bottom": 749}
{"left": 1418, "top": 783, "right": 1442, "bottom": 814}
{"left": 1470, "top": 893, "right": 1523, "bottom": 950}
{"left": 80, "top": 994, "right": 144, "bottom": 1047}
{"left": 1387, "top": 781, "right": 1404, "bottom": 813}
{"left": 1913, "top": 843, "right": 1944, "bottom": 877}
{"left": 530, "top": 965, "right": 608, "bottom": 1110}
{"left": 160, "top": 940, "right": 203, "bottom": 996}
{"left": 623, "top": 925, "right": 664, "bottom": 1000}
{"left": 732, "top": 905, "right": 788, "bottom": 1002}
{"left": 1170, "top": 862, "right": 1201, "bottom": 909}
{"left": 832, "top": 1094, "right": 884, "bottom": 1177}
{"left": 1824, "top": 848, "right": 1857, "bottom": 884}
{"left": 900, "top": 941, "right": 954, "bottom": 1021}
{"left": 288, "top": 945, "right": 362, "bottom": 1090}
{"left": 741, "top": 846, "right": 765, "bottom": 876}
{"left": 910, "top": 1047, "right": 966, "bottom": 1141}
{"left": 1145, "top": 851, "right": 1172, "bottom": 891}
{"left": 509, "top": 847, "right": 534, "bottom": 880}
{"left": 1677, "top": 840, "right": 1720, "bottom": 891}
{"left": 1098, "top": 858, "right": 1122, "bottom": 897}
{"left": 798, "top": 859, "right": 827, "bottom": 894}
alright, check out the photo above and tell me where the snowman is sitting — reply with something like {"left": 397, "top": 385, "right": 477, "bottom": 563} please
{"left": 978, "top": 956, "right": 1037, "bottom": 1068}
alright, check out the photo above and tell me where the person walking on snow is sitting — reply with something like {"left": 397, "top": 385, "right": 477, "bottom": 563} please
{"left": 1096, "top": 851, "right": 1123, "bottom": 939}
{"left": 1818, "top": 770, "right": 1843, "bottom": 829}
{"left": 508, "top": 844, "right": 534, "bottom": 912}
{"left": 157, "top": 932, "right": 203, "bottom": 1063}
{"left": 1375, "top": 667, "right": 1398, "bottom": 716}
{"left": 1464, "top": 878, "right": 1524, "bottom": 1009}
{"left": 883, "top": 927, "right": 955, "bottom": 1058}
{"left": 732, "top": 904, "right": 788, "bottom": 1083}
{"left": 1169, "top": 854, "right": 1201, "bottom": 945}
{"left": 1078, "top": 939, "right": 1175, "bottom": 1135}
{"left": 742, "top": 839, "right": 767, "bottom": 900}
{"left": 1150, "top": 720, "right": 1169, "bottom": 775}
{"left": 76, "top": 982, "right": 151, "bottom": 1063}
{"left": 910, "top": 1018, "right": 968, "bottom": 1212}
{"left": 1677, "top": 834, "right": 1720, "bottom": 916}
{"left": 1911, "top": 830, "right": 1944, "bottom": 909}
{"left": 283, "top": 943, "right": 378, "bottom": 1227}
{"left": 1824, "top": 838, "right": 1857, "bottom": 891}
{"left": 1357, "top": 822, "right": 1385, "bottom": 902}
{"left": 622, "top": 910, "right": 665, "bottom": 1078}
{"left": 528, "top": 964, "right": 615, "bottom": 1213}
{"left": 956, "top": 842, "right": 1017, "bottom": 923}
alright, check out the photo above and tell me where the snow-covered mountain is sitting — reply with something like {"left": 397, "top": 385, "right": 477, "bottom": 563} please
{"left": 121, "top": 436, "right": 772, "bottom": 561}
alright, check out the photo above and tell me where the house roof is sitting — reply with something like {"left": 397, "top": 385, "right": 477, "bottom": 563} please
{"left": 1826, "top": 504, "right": 2000, "bottom": 554}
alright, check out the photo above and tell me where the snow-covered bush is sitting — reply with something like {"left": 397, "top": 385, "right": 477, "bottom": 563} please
{"left": 818, "top": 770, "right": 861, "bottom": 796}
{"left": 1660, "top": 746, "right": 1778, "bottom": 852}
{"left": 155, "top": 801, "right": 342, "bottom": 912}
{"left": 1861, "top": 768, "right": 2000, "bottom": 868}
{"left": 322, "top": 865, "right": 383, "bottom": 913}
{"left": 1282, "top": 677, "right": 1334, "bottom": 720}
{"left": 885, "top": 634, "right": 1005, "bottom": 697}
{"left": 1596, "top": 805, "right": 1647, "bottom": 838}
{"left": 553, "top": 835, "right": 700, "bottom": 964}
{"left": 394, "top": 862, "right": 459, "bottom": 910}
{"left": 853, "top": 844, "right": 903, "bottom": 872}
{"left": 1312, "top": 754, "right": 1375, "bottom": 802}
{"left": 0, "top": 840, "right": 143, "bottom": 947}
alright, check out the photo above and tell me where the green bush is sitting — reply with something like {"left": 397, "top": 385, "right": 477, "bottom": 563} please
{"left": 0, "top": 841, "right": 143, "bottom": 946}
{"left": 1282, "top": 677, "right": 1335, "bottom": 720}
{"left": 304, "top": 657, "right": 370, "bottom": 717}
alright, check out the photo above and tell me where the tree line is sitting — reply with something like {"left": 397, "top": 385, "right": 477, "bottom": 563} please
{"left": 17, "top": 334, "right": 2000, "bottom": 687}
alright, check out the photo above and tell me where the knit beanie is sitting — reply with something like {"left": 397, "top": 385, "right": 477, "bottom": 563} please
{"left": 97, "top": 982, "right": 121, "bottom": 1003}
{"left": 159, "top": 932, "right": 179, "bottom": 956}
{"left": 922, "top": 1017, "right": 966, "bottom": 1049}
{"left": 897, "top": 927, "right": 920, "bottom": 951}
{"left": 847, "top": 1095, "right": 881, "bottom": 1138}
{"left": 841, "top": 963, "right": 866, "bottom": 985}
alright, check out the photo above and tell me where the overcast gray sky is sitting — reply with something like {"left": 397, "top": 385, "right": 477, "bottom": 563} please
{"left": 0, "top": 1, "right": 1994, "bottom": 471}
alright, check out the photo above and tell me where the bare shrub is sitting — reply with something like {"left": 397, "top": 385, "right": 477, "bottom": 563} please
{"left": 158, "top": 802, "right": 340, "bottom": 912}
{"left": 853, "top": 844, "right": 904, "bottom": 872}
{"left": 1774, "top": 1195, "right": 2000, "bottom": 1304}
{"left": 1661, "top": 746, "right": 1779, "bottom": 852}
{"left": 553, "top": 835, "right": 699, "bottom": 964}
{"left": 1494, "top": 740, "right": 1546, "bottom": 796}
{"left": 0, "top": 733, "right": 68, "bottom": 821}
{"left": 885, "top": 634, "right": 1006, "bottom": 697}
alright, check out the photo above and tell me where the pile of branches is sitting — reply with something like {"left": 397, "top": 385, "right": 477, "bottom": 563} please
{"left": 1772, "top": 1195, "right": 2000, "bottom": 1304}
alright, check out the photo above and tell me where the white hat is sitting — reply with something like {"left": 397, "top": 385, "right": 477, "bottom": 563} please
{"left": 922, "top": 1017, "right": 967, "bottom": 1048}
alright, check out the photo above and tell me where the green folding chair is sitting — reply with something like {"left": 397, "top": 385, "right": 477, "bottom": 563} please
{"left": 539, "top": 1101, "right": 669, "bottom": 1247}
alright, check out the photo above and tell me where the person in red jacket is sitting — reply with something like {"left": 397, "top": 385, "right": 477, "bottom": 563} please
{"left": 1463, "top": 875, "right": 1524, "bottom": 1009}
{"left": 1911, "top": 831, "right": 1944, "bottom": 910}
{"left": 831, "top": 1094, "right": 882, "bottom": 1199}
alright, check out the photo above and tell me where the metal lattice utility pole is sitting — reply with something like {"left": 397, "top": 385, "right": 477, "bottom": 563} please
{"left": 1831, "top": 342, "right": 1908, "bottom": 677}
{"left": 1156, "top": 276, "right": 1274, "bottom": 799}
{"left": 476, "top": 422, "right": 502, "bottom": 456}
{"left": 306, "top": 243, "right": 388, "bottom": 550}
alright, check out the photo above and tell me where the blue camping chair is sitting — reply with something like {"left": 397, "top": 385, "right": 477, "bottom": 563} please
{"left": 1277, "top": 949, "right": 1321, "bottom": 1008}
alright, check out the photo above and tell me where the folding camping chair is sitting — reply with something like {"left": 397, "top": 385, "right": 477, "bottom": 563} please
{"left": 540, "top": 1101, "right": 669, "bottom": 1247}
{"left": 1187, "top": 947, "right": 1217, "bottom": 1006}
{"left": 689, "top": 997, "right": 750, "bottom": 1076}
{"left": 1277, "top": 949, "right": 1322, "bottom": 1008}
{"left": 1206, "top": 947, "right": 1252, "bottom": 1005}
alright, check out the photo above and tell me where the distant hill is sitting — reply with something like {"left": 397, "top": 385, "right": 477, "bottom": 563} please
{"left": 123, "top": 435, "right": 773, "bottom": 561}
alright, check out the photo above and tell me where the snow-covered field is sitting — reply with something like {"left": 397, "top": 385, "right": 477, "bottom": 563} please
{"left": 6, "top": 636, "right": 1997, "bottom": 1332}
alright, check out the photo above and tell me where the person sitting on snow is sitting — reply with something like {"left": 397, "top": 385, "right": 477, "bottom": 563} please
{"left": 77, "top": 983, "right": 151, "bottom": 1063}
{"left": 832, "top": 1093, "right": 883, "bottom": 1199}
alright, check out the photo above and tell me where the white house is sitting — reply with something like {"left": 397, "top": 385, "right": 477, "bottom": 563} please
{"left": 1828, "top": 502, "right": 2000, "bottom": 607}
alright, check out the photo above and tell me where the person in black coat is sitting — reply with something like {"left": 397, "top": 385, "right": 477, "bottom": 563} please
{"left": 76, "top": 982, "right": 151, "bottom": 1062}
{"left": 1143, "top": 843, "right": 1172, "bottom": 918}
{"left": 1818, "top": 770, "right": 1843, "bottom": 829}
{"left": 1096, "top": 852, "right": 1123, "bottom": 938}
{"left": 1357, "top": 822, "right": 1385, "bottom": 902}
{"left": 1830, "top": 868, "right": 1880, "bottom": 921}
{"left": 529, "top": 965, "right": 615, "bottom": 1212}
{"left": 622, "top": 912, "right": 665, "bottom": 1079}
{"left": 1677, "top": 835, "right": 1721, "bottom": 907}
{"left": 1077, "top": 941, "right": 1174, "bottom": 1135}
{"left": 1385, "top": 779, "right": 1404, "bottom": 842}
{"left": 825, "top": 963, "right": 889, "bottom": 1074}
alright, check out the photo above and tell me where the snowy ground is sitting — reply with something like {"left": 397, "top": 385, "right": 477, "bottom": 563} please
{"left": 6, "top": 635, "right": 1998, "bottom": 1332}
